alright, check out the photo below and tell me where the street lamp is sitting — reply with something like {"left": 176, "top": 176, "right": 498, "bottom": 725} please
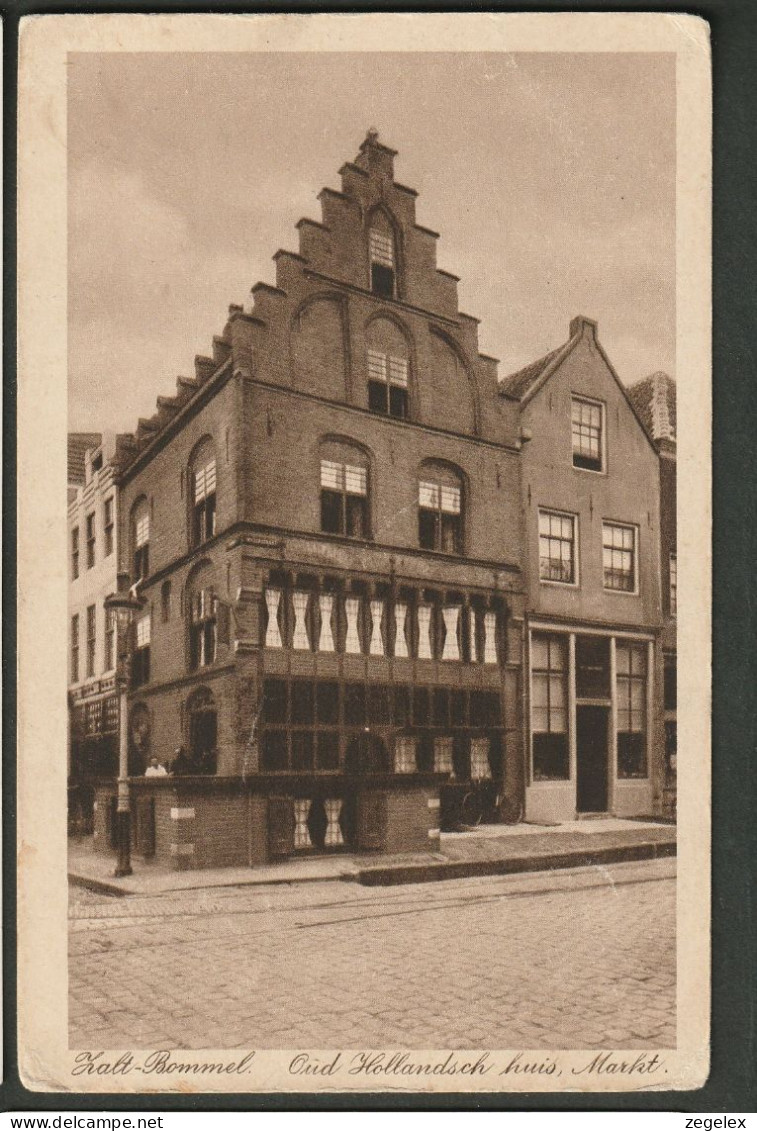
{"left": 104, "top": 585, "right": 145, "bottom": 877}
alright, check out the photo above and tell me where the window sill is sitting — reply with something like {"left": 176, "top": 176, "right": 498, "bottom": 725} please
{"left": 602, "top": 587, "right": 640, "bottom": 598}
{"left": 539, "top": 578, "right": 579, "bottom": 589}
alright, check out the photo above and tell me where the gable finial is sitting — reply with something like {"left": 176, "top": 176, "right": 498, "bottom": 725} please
{"left": 366, "top": 126, "right": 380, "bottom": 145}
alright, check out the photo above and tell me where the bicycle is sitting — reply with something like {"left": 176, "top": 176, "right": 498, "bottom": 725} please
{"left": 458, "top": 783, "right": 524, "bottom": 828}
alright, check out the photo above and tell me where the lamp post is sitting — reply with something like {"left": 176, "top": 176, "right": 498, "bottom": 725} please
{"left": 104, "top": 587, "right": 144, "bottom": 877}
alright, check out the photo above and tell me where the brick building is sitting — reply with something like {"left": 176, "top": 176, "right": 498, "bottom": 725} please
{"left": 104, "top": 130, "right": 527, "bottom": 868}
{"left": 628, "top": 371, "right": 677, "bottom": 813}
{"left": 500, "top": 319, "right": 666, "bottom": 823}
{"left": 68, "top": 432, "right": 130, "bottom": 827}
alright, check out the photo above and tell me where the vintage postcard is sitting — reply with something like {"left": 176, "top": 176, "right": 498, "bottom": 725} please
{"left": 17, "top": 13, "right": 711, "bottom": 1094}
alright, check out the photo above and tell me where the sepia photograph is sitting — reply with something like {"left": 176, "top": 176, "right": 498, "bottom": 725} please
{"left": 17, "top": 13, "right": 711, "bottom": 1094}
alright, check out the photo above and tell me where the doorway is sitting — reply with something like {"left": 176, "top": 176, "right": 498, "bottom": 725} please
{"left": 576, "top": 705, "right": 609, "bottom": 813}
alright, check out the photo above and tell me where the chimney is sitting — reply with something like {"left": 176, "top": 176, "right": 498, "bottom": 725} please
{"left": 355, "top": 127, "right": 397, "bottom": 180}
{"left": 569, "top": 315, "right": 598, "bottom": 342}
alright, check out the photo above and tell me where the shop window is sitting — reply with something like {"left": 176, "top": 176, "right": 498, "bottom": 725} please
{"left": 418, "top": 464, "right": 463, "bottom": 554}
{"left": 603, "top": 522, "right": 637, "bottom": 593}
{"left": 103, "top": 497, "right": 115, "bottom": 557}
{"left": 433, "top": 736, "right": 454, "bottom": 774}
{"left": 571, "top": 396, "right": 604, "bottom": 471}
{"left": 368, "top": 684, "right": 392, "bottom": 725}
{"left": 86, "top": 513, "right": 96, "bottom": 570}
{"left": 576, "top": 636, "right": 610, "bottom": 699}
{"left": 531, "top": 633, "right": 569, "bottom": 781}
{"left": 369, "top": 226, "right": 395, "bottom": 297}
{"left": 189, "top": 588, "right": 217, "bottom": 670}
{"left": 320, "top": 451, "right": 369, "bottom": 538}
{"left": 538, "top": 510, "right": 576, "bottom": 584}
{"left": 413, "top": 686, "right": 430, "bottom": 726}
{"left": 367, "top": 348, "right": 408, "bottom": 419}
{"left": 394, "top": 737, "right": 417, "bottom": 773}
{"left": 432, "top": 687, "right": 450, "bottom": 728}
{"left": 71, "top": 527, "right": 80, "bottom": 580}
{"left": 451, "top": 689, "right": 468, "bottom": 727}
{"left": 470, "top": 738, "right": 493, "bottom": 781}
{"left": 616, "top": 642, "right": 647, "bottom": 778}
{"left": 415, "top": 735, "right": 434, "bottom": 773}
{"left": 132, "top": 615, "right": 151, "bottom": 687}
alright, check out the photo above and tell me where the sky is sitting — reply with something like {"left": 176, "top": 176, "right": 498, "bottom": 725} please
{"left": 68, "top": 51, "right": 675, "bottom": 433}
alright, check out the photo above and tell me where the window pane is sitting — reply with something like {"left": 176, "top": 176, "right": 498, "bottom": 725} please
{"left": 388, "top": 385, "right": 409, "bottom": 419}
{"left": 345, "top": 495, "right": 367, "bottom": 538}
{"left": 432, "top": 688, "right": 450, "bottom": 727}
{"left": 316, "top": 681, "right": 339, "bottom": 725}
{"left": 532, "top": 672, "right": 549, "bottom": 708}
{"left": 344, "top": 683, "right": 366, "bottom": 727}
{"left": 320, "top": 460, "right": 343, "bottom": 490}
{"left": 291, "top": 680, "right": 314, "bottom": 725}
{"left": 531, "top": 636, "right": 549, "bottom": 670}
{"left": 292, "top": 732, "right": 314, "bottom": 771}
{"left": 419, "top": 481, "right": 439, "bottom": 508}
{"left": 316, "top": 732, "right": 340, "bottom": 770}
{"left": 261, "top": 731, "right": 287, "bottom": 772}
{"left": 393, "top": 685, "right": 411, "bottom": 726}
{"left": 367, "top": 349, "right": 387, "bottom": 379}
{"left": 549, "top": 673, "right": 566, "bottom": 710}
{"left": 418, "top": 509, "right": 437, "bottom": 550}
{"left": 368, "top": 380, "right": 388, "bottom": 414}
{"left": 344, "top": 464, "right": 367, "bottom": 496}
{"left": 533, "top": 733, "right": 569, "bottom": 780}
{"left": 412, "top": 687, "right": 429, "bottom": 726}
{"left": 532, "top": 706, "right": 549, "bottom": 732}
{"left": 321, "top": 490, "right": 344, "bottom": 534}
{"left": 368, "top": 684, "right": 391, "bottom": 724}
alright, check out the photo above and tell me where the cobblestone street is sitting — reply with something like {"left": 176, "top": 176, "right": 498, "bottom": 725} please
{"left": 69, "top": 858, "right": 676, "bottom": 1050}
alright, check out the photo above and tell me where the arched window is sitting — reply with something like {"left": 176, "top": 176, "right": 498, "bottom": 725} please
{"left": 131, "top": 497, "right": 150, "bottom": 582}
{"left": 189, "top": 438, "right": 217, "bottom": 549}
{"left": 368, "top": 213, "right": 396, "bottom": 298}
{"left": 319, "top": 440, "right": 370, "bottom": 539}
{"left": 186, "top": 687, "right": 217, "bottom": 774}
{"left": 366, "top": 317, "right": 410, "bottom": 420}
{"left": 186, "top": 564, "right": 217, "bottom": 671}
{"left": 418, "top": 461, "right": 464, "bottom": 554}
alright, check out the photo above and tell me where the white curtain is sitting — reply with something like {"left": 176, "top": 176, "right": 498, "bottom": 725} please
{"left": 394, "top": 602, "right": 409, "bottom": 658}
{"left": 264, "top": 589, "right": 283, "bottom": 648}
{"left": 441, "top": 606, "right": 461, "bottom": 661}
{"left": 417, "top": 605, "right": 433, "bottom": 660}
{"left": 292, "top": 591, "right": 310, "bottom": 651}
{"left": 345, "top": 597, "right": 362, "bottom": 654}
{"left": 318, "top": 594, "right": 335, "bottom": 653}
{"left": 369, "top": 599, "right": 384, "bottom": 656}
{"left": 483, "top": 611, "right": 497, "bottom": 665}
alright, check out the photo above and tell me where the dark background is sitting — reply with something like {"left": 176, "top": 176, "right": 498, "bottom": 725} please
{"left": 2, "top": 0, "right": 756, "bottom": 1114}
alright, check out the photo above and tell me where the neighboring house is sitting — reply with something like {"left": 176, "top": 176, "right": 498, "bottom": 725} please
{"left": 68, "top": 432, "right": 129, "bottom": 825}
{"left": 105, "top": 130, "right": 527, "bottom": 869}
{"left": 628, "top": 371, "right": 677, "bottom": 814}
{"left": 500, "top": 317, "right": 666, "bottom": 822}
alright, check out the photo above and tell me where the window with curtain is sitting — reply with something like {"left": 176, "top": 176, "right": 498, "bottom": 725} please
{"left": 320, "top": 443, "right": 370, "bottom": 538}
{"left": 418, "top": 464, "right": 463, "bottom": 554}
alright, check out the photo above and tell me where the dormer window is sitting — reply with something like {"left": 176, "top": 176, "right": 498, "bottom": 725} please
{"left": 367, "top": 349, "right": 408, "bottom": 419}
{"left": 369, "top": 227, "right": 395, "bottom": 297}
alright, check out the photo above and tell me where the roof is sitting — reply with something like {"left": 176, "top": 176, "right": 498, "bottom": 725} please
{"left": 68, "top": 432, "right": 101, "bottom": 485}
{"left": 627, "top": 372, "right": 677, "bottom": 441}
{"left": 498, "top": 343, "right": 568, "bottom": 400}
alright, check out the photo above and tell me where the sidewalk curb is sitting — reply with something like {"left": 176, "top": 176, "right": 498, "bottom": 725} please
{"left": 356, "top": 839, "right": 676, "bottom": 887}
{"left": 70, "top": 837, "right": 675, "bottom": 896}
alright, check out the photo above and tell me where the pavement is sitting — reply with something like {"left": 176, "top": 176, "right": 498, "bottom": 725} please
{"left": 69, "top": 857, "right": 677, "bottom": 1049}
{"left": 68, "top": 816, "right": 675, "bottom": 896}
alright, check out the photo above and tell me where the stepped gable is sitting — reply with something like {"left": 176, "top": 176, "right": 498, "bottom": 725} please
{"left": 120, "top": 128, "right": 516, "bottom": 466}
{"left": 68, "top": 432, "right": 102, "bottom": 485}
{"left": 627, "top": 372, "right": 677, "bottom": 442}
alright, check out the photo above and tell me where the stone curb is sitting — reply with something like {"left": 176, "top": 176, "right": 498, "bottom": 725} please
{"left": 355, "top": 839, "right": 677, "bottom": 887}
